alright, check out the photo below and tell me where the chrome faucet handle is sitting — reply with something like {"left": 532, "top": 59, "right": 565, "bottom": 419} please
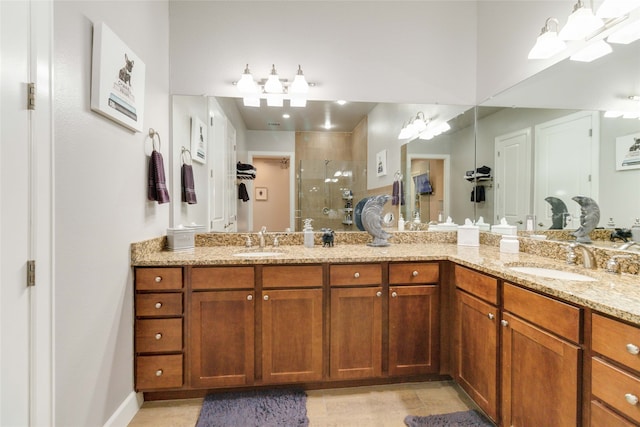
{"left": 606, "top": 255, "right": 633, "bottom": 274}
{"left": 272, "top": 234, "right": 280, "bottom": 247}
{"left": 565, "top": 243, "right": 578, "bottom": 265}
{"left": 245, "top": 235, "right": 253, "bottom": 247}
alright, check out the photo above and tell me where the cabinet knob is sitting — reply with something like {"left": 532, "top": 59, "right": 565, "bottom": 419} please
{"left": 412, "top": 270, "right": 419, "bottom": 277}
{"left": 376, "top": 291, "right": 382, "bottom": 297}
{"left": 488, "top": 313, "right": 495, "bottom": 320}
{"left": 263, "top": 295, "right": 269, "bottom": 301}
{"left": 391, "top": 291, "right": 398, "bottom": 298}
{"left": 155, "top": 302, "right": 163, "bottom": 309}
{"left": 354, "top": 272, "right": 360, "bottom": 278}
{"left": 626, "top": 343, "right": 640, "bottom": 355}
{"left": 501, "top": 320, "right": 509, "bottom": 327}
{"left": 155, "top": 333, "right": 162, "bottom": 340}
{"left": 155, "top": 369, "right": 163, "bottom": 377}
{"left": 625, "top": 393, "right": 639, "bottom": 406}
{"left": 154, "top": 276, "right": 162, "bottom": 283}
{"left": 247, "top": 294, "right": 253, "bottom": 301}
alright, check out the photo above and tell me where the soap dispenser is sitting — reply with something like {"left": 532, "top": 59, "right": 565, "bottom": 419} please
{"left": 632, "top": 218, "right": 640, "bottom": 243}
{"left": 398, "top": 214, "right": 405, "bottom": 231}
{"left": 303, "top": 218, "right": 314, "bottom": 248}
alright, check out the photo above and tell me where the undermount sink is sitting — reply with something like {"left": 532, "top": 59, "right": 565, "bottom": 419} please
{"left": 233, "top": 251, "right": 283, "bottom": 258}
{"left": 508, "top": 266, "right": 597, "bottom": 282}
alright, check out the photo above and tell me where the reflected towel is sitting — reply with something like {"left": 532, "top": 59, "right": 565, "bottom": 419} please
{"left": 148, "top": 150, "right": 170, "bottom": 204}
{"left": 392, "top": 180, "right": 405, "bottom": 206}
{"left": 471, "top": 185, "right": 485, "bottom": 203}
{"left": 238, "top": 182, "right": 250, "bottom": 202}
{"left": 413, "top": 174, "right": 432, "bottom": 195}
{"left": 237, "top": 161, "right": 256, "bottom": 172}
{"left": 181, "top": 164, "right": 197, "bottom": 204}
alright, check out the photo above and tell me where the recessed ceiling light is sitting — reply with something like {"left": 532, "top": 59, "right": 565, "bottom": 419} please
{"left": 336, "top": 100, "right": 347, "bottom": 105}
{"left": 282, "top": 113, "right": 290, "bottom": 119}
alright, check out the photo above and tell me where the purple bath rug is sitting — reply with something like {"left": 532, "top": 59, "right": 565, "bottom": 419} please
{"left": 404, "top": 409, "right": 494, "bottom": 427}
{"left": 195, "top": 388, "right": 309, "bottom": 427}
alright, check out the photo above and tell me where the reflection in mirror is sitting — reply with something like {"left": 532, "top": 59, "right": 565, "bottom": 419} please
{"left": 477, "top": 36, "right": 640, "bottom": 241}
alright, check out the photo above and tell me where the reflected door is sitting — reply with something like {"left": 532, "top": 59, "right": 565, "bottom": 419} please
{"left": 495, "top": 128, "right": 531, "bottom": 227}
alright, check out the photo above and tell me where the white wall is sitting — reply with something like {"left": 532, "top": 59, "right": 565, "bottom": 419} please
{"left": 53, "top": 1, "right": 169, "bottom": 425}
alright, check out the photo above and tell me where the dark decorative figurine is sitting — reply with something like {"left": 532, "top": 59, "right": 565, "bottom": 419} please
{"left": 321, "top": 228, "right": 335, "bottom": 247}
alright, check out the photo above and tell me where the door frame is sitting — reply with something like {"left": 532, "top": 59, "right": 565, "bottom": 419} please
{"left": 405, "top": 154, "right": 450, "bottom": 222}
{"left": 247, "top": 151, "right": 295, "bottom": 232}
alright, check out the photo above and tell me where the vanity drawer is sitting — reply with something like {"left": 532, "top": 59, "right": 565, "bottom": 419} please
{"left": 192, "top": 266, "right": 255, "bottom": 290}
{"left": 590, "top": 400, "right": 636, "bottom": 427}
{"left": 262, "top": 265, "right": 323, "bottom": 288}
{"left": 592, "top": 357, "right": 640, "bottom": 424}
{"left": 136, "top": 268, "right": 183, "bottom": 291}
{"left": 389, "top": 262, "right": 439, "bottom": 285}
{"left": 503, "top": 282, "right": 581, "bottom": 343}
{"left": 592, "top": 313, "right": 640, "bottom": 373}
{"left": 136, "top": 293, "right": 182, "bottom": 317}
{"left": 136, "top": 318, "right": 183, "bottom": 353}
{"left": 330, "top": 264, "right": 382, "bottom": 286}
{"left": 454, "top": 265, "right": 498, "bottom": 304}
{"left": 136, "top": 354, "right": 183, "bottom": 390}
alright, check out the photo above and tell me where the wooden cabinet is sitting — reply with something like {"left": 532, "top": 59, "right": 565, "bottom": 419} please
{"left": 330, "top": 264, "right": 382, "bottom": 380}
{"left": 189, "top": 267, "right": 255, "bottom": 388}
{"left": 591, "top": 313, "right": 640, "bottom": 425}
{"left": 454, "top": 265, "right": 499, "bottom": 422}
{"left": 261, "top": 266, "right": 323, "bottom": 383}
{"left": 388, "top": 262, "right": 439, "bottom": 376}
{"left": 501, "top": 283, "right": 581, "bottom": 427}
{"left": 134, "top": 267, "right": 184, "bottom": 391}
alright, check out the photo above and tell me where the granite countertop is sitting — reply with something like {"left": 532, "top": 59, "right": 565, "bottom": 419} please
{"left": 131, "top": 237, "right": 640, "bottom": 327}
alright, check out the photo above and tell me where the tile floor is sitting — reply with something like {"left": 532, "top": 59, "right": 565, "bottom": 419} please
{"left": 128, "top": 380, "right": 482, "bottom": 427}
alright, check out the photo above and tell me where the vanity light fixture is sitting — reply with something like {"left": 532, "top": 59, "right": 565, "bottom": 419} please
{"left": 418, "top": 121, "right": 451, "bottom": 140}
{"left": 608, "top": 18, "right": 640, "bottom": 43}
{"left": 597, "top": 0, "right": 640, "bottom": 18}
{"left": 570, "top": 39, "right": 613, "bottom": 61}
{"left": 558, "top": 0, "right": 604, "bottom": 40}
{"left": 528, "top": 18, "right": 567, "bottom": 59}
{"left": 397, "top": 112, "right": 428, "bottom": 140}
{"left": 235, "top": 64, "right": 312, "bottom": 107}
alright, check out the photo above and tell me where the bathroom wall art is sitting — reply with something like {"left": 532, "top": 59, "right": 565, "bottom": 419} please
{"left": 190, "top": 116, "right": 207, "bottom": 164}
{"left": 90, "top": 22, "right": 146, "bottom": 132}
{"left": 376, "top": 149, "right": 387, "bottom": 177}
{"left": 615, "top": 131, "right": 640, "bottom": 171}
{"left": 256, "top": 187, "right": 268, "bottom": 201}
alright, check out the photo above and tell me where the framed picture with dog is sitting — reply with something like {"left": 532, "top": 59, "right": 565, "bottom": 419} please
{"left": 91, "top": 22, "right": 146, "bottom": 132}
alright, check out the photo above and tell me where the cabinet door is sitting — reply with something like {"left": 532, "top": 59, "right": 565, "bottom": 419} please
{"left": 262, "top": 288, "right": 323, "bottom": 383}
{"left": 330, "top": 287, "right": 382, "bottom": 379}
{"left": 190, "top": 290, "right": 254, "bottom": 388}
{"left": 389, "top": 285, "right": 439, "bottom": 376}
{"left": 455, "top": 290, "right": 498, "bottom": 422}
{"left": 501, "top": 312, "right": 580, "bottom": 427}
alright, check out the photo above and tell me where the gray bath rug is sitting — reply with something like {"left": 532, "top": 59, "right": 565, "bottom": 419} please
{"left": 195, "top": 388, "right": 309, "bottom": 427}
{"left": 404, "top": 409, "right": 494, "bottom": 427}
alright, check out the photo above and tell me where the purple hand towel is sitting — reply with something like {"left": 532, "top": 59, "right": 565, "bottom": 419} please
{"left": 392, "top": 180, "right": 405, "bottom": 206}
{"left": 181, "top": 164, "right": 197, "bottom": 204}
{"left": 147, "top": 150, "right": 170, "bottom": 204}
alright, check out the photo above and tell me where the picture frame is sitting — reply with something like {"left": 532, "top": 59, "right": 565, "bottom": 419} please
{"left": 376, "top": 149, "right": 388, "bottom": 177}
{"left": 615, "top": 131, "right": 640, "bottom": 171}
{"left": 90, "top": 22, "right": 146, "bottom": 132}
{"left": 191, "top": 116, "right": 207, "bottom": 164}
{"left": 256, "top": 187, "right": 268, "bottom": 201}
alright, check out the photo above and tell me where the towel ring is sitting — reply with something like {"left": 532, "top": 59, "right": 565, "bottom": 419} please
{"left": 149, "top": 128, "right": 161, "bottom": 151}
{"left": 181, "top": 146, "right": 193, "bottom": 166}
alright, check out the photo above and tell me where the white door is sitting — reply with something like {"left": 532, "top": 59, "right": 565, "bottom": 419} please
{"left": 208, "top": 102, "right": 227, "bottom": 231}
{"left": 225, "top": 123, "right": 237, "bottom": 232}
{"left": 1, "top": 1, "right": 53, "bottom": 425}
{"left": 495, "top": 128, "right": 532, "bottom": 228}
{"left": 534, "top": 111, "right": 599, "bottom": 229}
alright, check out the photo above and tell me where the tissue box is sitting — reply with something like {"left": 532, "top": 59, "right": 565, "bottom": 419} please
{"left": 476, "top": 223, "right": 491, "bottom": 232}
{"left": 491, "top": 223, "right": 517, "bottom": 236}
{"left": 185, "top": 224, "right": 206, "bottom": 234}
{"left": 167, "top": 227, "right": 195, "bottom": 251}
{"left": 458, "top": 225, "right": 479, "bottom": 246}
{"left": 436, "top": 223, "right": 458, "bottom": 232}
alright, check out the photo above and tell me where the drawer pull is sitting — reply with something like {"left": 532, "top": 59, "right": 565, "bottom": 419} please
{"left": 263, "top": 295, "right": 269, "bottom": 301}
{"left": 391, "top": 291, "right": 398, "bottom": 298}
{"left": 625, "top": 393, "right": 639, "bottom": 406}
{"left": 247, "top": 294, "right": 253, "bottom": 301}
{"left": 154, "top": 302, "right": 163, "bottom": 309}
{"left": 155, "top": 333, "right": 162, "bottom": 340}
{"left": 501, "top": 320, "right": 509, "bottom": 327}
{"left": 154, "top": 276, "right": 162, "bottom": 283}
{"left": 354, "top": 272, "right": 360, "bottom": 278}
{"left": 626, "top": 343, "right": 640, "bottom": 355}
{"left": 412, "top": 270, "right": 419, "bottom": 277}
{"left": 488, "top": 313, "right": 495, "bottom": 320}
{"left": 155, "top": 369, "right": 163, "bottom": 377}
{"left": 376, "top": 291, "right": 382, "bottom": 297}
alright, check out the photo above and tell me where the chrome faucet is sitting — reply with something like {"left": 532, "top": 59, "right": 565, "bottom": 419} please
{"left": 618, "top": 241, "right": 638, "bottom": 250}
{"left": 258, "top": 226, "right": 267, "bottom": 248}
{"left": 605, "top": 254, "right": 633, "bottom": 274}
{"left": 567, "top": 242, "right": 597, "bottom": 269}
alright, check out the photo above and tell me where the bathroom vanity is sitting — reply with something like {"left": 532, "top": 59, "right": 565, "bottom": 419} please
{"left": 131, "top": 232, "right": 640, "bottom": 426}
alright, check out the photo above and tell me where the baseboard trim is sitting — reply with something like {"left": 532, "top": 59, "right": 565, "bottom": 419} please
{"left": 103, "top": 391, "right": 143, "bottom": 427}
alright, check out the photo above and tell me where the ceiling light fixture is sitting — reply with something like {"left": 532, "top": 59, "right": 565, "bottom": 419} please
{"left": 528, "top": 18, "right": 567, "bottom": 59}
{"left": 235, "top": 64, "right": 313, "bottom": 108}
{"left": 397, "top": 112, "right": 429, "bottom": 140}
{"left": 569, "top": 39, "right": 613, "bottom": 61}
{"left": 558, "top": 0, "right": 604, "bottom": 40}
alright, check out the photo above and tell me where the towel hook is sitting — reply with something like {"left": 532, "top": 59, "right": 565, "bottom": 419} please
{"left": 394, "top": 170, "right": 403, "bottom": 181}
{"left": 149, "top": 128, "right": 161, "bottom": 151}
{"left": 181, "top": 146, "right": 193, "bottom": 166}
